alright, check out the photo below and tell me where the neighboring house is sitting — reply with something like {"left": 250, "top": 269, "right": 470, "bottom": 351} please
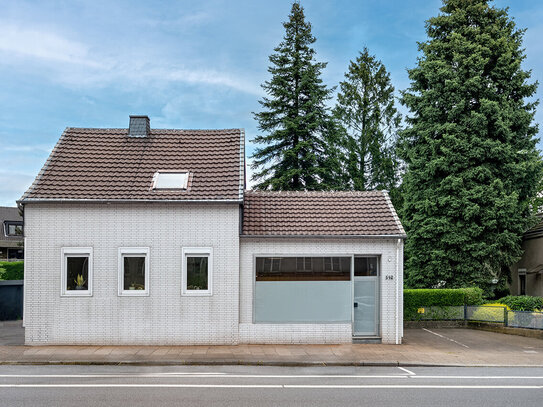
{"left": 18, "top": 115, "right": 405, "bottom": 346}
{"left": 510, "top": 214, "right": 543, "bottom": 296}
{"left": 0, "top": 207, "right": 24, "bottom": 261}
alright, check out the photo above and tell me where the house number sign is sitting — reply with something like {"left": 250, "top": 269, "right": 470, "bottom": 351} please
{"left": 385, "top": 275, "right": 394, "bottom": 280}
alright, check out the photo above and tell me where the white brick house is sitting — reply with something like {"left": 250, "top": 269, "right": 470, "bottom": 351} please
{"left": 19, "top": 116, "right": 405, "bottom": 345}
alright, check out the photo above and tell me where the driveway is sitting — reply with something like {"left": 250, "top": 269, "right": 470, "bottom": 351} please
{"left": 1, "top": 321, "right": 542, "bottom": 366}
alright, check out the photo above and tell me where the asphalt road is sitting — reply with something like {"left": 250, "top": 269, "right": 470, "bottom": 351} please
{"left": 1, "top": 365, "right": 542, "bottom": 407}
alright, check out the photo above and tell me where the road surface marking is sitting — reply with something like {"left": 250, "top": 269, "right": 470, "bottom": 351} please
{"left": 398, "top": 367, "right": 416, "bottom": 375}
{"left": 523, "top": 350, "right": 538, "bottom": 354}
{"left": 422, "top": 328, "right": 470, "bottom": 348}
{"left": 3, "top": 374, "right": 543, "bottom": 380}
{"left": 412, "top": 376, "right": 543, "bottom": 379}
{"left": 0, "top": 374, "right": 408, "bottom": 379}
{"left": 0, "top": 384, "right": 541, "bottom": 389}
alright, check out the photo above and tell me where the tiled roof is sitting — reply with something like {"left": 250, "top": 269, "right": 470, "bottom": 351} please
{"left": 524, "top": 214, "right": 543, "bottom": 240}
{"left": 242, "top": 190, "right": 405, "bottom": 237}
{"left": 0, "top": 206, "right": 23, "bottom": 247}
{"left": 20, "top": 127, "right": 245, "bottom": 202}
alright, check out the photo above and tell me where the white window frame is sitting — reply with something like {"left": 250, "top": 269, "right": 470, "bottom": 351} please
{"left": 324, "top": 256, "right": 341, "bottom": 272}
{"left": 118, "top": 247, "right": 150, "bottom": 297}
{"left": 263, "top": 257, "right": 281, "bottom": 272}
{"left": 296, "top": 257, "right": 313, "bottom": 271}
{"left": 182, "top": 247, "right": 213, "bottom": 296}
{"left": 61, "top": 247, "right": 93, "bottom": 297}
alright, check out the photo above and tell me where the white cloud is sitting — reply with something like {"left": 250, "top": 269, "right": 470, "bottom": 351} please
{"left": 245, "top": 157, "right": 256, "bottom": 190}
{"left": 141, "top": 11, "right": 212, "bottom": 29}
{"left": 151, "top": 66, "right": 261, "bottom": 96}
{"left": 0, "top": 22, "right": 260, "bottom": 95}
{"left": 0, "top": 23, "right": 101, "bottom": 68}
{"left": 3, "top": 144, "right": 53, "bottom": 153}
{"left": 0, "top": 172, "right": 34, "bottom": 207}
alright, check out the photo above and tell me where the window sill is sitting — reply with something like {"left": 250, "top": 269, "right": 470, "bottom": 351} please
{"left": 61, "top": 291, "right": 93, "bottom": 297}
{"left": 182, "top": 291, "right": 212, "bottom": 297}
{"left": 118, "top": 290, "right": 149, "bottom": 297}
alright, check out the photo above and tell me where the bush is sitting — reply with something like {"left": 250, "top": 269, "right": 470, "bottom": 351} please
{"left": 404, "top": 287, "right": 483, "bottom": 308}
{"left": 468, "top": 303, "right": 509, "bottom": 323}
{"left": 498, "top": 295, "right": 543, "bottom": 312}
{"left": 459, "top": 287, "right": 485, "bottom": 305}
{"left": 404, "top": 287, "right": 483, "bottom": 321}
{"left": 0, "top": 261, "right": 24, "bottom": 280}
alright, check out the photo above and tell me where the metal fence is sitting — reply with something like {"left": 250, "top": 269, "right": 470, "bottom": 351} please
{"left": 413, "top": 305, "right": 543, "bottom": 330}
{"left": 507, "top": 310, "right": 543, "bottom": 330}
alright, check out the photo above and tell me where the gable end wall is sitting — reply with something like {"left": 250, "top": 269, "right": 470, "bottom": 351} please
{"left": 23, "top": 203, "right": 240, "bottom": 345}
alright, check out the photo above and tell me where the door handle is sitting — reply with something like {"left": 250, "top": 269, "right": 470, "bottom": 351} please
{"left": 354, "top": 302, "right": 358, "bottom": 308}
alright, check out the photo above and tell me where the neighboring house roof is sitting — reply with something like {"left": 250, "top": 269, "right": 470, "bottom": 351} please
{"left": 0, "top": 206, "right": 23, "bottom": 248}
{"left": 20, "top": 127, "right": 245, "bottom": 203}
{"left": 524, "top": 214, "right": 543, "bottom": 240}
{"left": 242, "top": 190, "right": 406, "bottom": 237}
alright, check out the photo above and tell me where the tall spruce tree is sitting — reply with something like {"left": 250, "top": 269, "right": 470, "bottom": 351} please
{"left": 251, "top": 2, "right": 335, "bottom": 190}
{"left": 399, "top": 0, "right": 543, "bottom": 293}
{"left": 334, "top": 48, "right": 402, "bottom": 194}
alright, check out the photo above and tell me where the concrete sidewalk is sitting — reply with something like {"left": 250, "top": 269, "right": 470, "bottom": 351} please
{"left": 1, "top": 321, "right": 543, "bottom": 366}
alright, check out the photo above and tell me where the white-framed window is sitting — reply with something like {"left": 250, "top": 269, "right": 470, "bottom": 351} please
{"left": 182, "top": 247, "right": 213, "bottom": 296}
{"left": 324, "top": 257, "right": 341, "bottom": 272}
{"left": 296, "top": 257, "right": 312, "bottom": 271}
{"left": 151, "top": 171, "right": 189, "bottom": 189}
{"left": 263, "top": 257, "right": 281, "bottom": 273}
{"left": 118, "top": 247, "right": 150, "bottom": 296}
{"left": 61, "top": 247, "right": 93, "bottom": 297}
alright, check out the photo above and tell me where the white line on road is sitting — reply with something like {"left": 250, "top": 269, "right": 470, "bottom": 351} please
{"left": 0, "top": 374, "right": 543, "bottom": 380}
{"left": 422, "top": 328, "right": 470, "bottom": 348}
{"left": 0, "top": 384, "right": 541, "bottom": 389}
{"left": 398, "top": 367, "right": 416, "bottom": 375}
{"left": 412, "top": 376, "right": 543, "bottom": 379}
{"left": 283, "top": 385, "right": 543, "bottom": 389}
{"left": 2, "top": 374, "right": 543, "bottom": 380}
{"left": 0, "top": 374, "right": 409, "bottom": 379}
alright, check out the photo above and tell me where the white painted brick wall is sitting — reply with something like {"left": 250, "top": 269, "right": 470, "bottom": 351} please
{"left": 23, "top": 203, "right": 240, "bottom": 345}
{"left": 239, "top": 238, "right": 404, "bottom": 344}
{"left": 24, "top": 203, "right": 404, "bottom": 345}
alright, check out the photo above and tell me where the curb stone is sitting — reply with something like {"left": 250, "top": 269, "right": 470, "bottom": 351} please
{"left": 1, "top": 360, "right": 543, "bottom": 368}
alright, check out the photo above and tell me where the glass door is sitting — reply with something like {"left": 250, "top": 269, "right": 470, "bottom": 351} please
{"left": 353, "top": 256, "right": 380, "bottom": 336}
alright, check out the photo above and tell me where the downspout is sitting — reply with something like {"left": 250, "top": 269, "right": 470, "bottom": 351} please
{"left": 23, "top": 237, "right": 26, "bottom": 328}
{"left": 395, "top": 238, "right": 400, "bottom": 345}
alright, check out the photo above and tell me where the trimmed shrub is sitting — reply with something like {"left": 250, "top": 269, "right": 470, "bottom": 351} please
{"left": 404, "top": 287, "right": 483, "bottom": 320}
{"left": 468, "top": 303, "right": 509, "bottom": 323}
{"left": 498, "top": 295, "right": 543, "bottom": 312}
{"left": 0, "top": 261, "right": 24, "bottom": 280}
{"left": 460, "top": 287, "right": 485, "bottom": 306}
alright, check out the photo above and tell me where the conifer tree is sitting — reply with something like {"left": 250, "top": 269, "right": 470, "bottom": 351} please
{"left": 399, "top": 0, "right": 543, "bottom": 293}
{"left": 251, "top": 2, "right": 335, "bottom": 190}
{"left": 334, "top": 48, "right": 402, "bottom": 194}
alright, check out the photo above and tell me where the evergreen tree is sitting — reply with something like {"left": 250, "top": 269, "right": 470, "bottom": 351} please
{"left": 399, "top": 0, "right": 543, "bottom": 293}
{"left": 333, "top": 48, "right": 402, "bottom": 194}
{"left": 251, "top": 2, "right": 335, "bottom": 190}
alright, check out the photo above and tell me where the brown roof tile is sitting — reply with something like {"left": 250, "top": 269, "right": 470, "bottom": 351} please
{"left": 242, "top": 190, "right": 405, "bottom": 237}
{"left": 20, "top": 127, "right": 244, "bottom": 202}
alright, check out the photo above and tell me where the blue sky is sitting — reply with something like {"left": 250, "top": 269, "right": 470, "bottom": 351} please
{"left": 1, "top": 0, "right": 542, "bottom": 206}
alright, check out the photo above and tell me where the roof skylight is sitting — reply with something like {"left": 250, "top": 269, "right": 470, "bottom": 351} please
{"left": 152, "top": 172, "right": 189, "bottom": 189}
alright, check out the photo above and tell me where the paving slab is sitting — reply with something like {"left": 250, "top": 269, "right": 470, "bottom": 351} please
{"left": 1, "top": 321, "right": 543, "bottom": 366}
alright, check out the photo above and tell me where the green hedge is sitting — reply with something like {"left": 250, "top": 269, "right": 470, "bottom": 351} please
{"left": 497, "top": 295, "right": 543, "bottom": 312}
{"left": 404, "top": 287, "right": 483, "bottom": 321}
{"left": 0, "top": 261, "right": 24, "bottom": 280}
